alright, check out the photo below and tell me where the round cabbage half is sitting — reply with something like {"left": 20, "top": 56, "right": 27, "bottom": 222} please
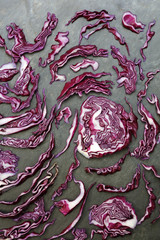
{"left": 77, "top": 96, "right": 138, "bottom": 158}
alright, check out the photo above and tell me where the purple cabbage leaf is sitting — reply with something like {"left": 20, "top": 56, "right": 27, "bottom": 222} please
{"left": 39, "top": 31, "right": 69, "bottom": 67}
{"left": 122, "top": 11, "right": 145, "bottom": 33}
{"left": 85, "top": 150, "right": 130, "bottom": 175}
{"left": 97, "top": 165, "right": 141, "bottom": 192}
{"left": 0, "top": 61, "right": 18, "bottom": 82}
{"left": 140, "top": 20, "right": 156, "bottom": 62}
{"left": 57, "top": 72, "right": 113, "bottom": 108}
{"left": 111, "top": 45, "right": 138, "bottom": 94}
{"left": 138, "top": 171, "right": 156, "bottom": 225}
{"left": 54, "top": 177, "right": 85, "bottom": 215}
{"left": 0, "top": 105, "right": 56, "bottom": 148}
{"left": 0, "top": 91, "right": 47, "bottom": 135}
{"left": 0, "top": 133, "right": 55, "bottom": 193}
{"left": 49, "top": 45, "right": 108, "bottom": 83}
{"left": 70, "top": 58, "right": 99, "bottom": 72}
{"left": 131, "top": 103, "right": 160, "bottom": 160}
{"left": 5, "top": 12, "right": 58, "bottom": 62}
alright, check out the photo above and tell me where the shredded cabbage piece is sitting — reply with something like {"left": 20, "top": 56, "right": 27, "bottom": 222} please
{"left": 85, "top": 150, "right": 130, "bottom": 175}
{"left": 0, "top": 105, "right": 56, "bottom": 148}
{"left": 122, "top": 11, "right": 145, "bottom": 33}
{"left": 111, "top": 45, "right": 137, "bottom": 94}
{"left": 6, "top": 13, "right": 58, "bottom": 62}
{"left": 131, "top": 103, "right": 160, "bottom": 160}
{"left": 39, "top": 31, "right": 69, "bottom": 67}
{"left": 140, "top": 20, "right": 156, "bottom": 61}
{"left": 138, "top": 171, "right": 156, "bottom": 225}
{"left": 57, "top": 72, "right": 112, "bottom": 108}
{"left": 49, "top": 45, "right": 108, "bottom": 83}
{"left": 97, "top": 165, "right": 141, "bottom": 192}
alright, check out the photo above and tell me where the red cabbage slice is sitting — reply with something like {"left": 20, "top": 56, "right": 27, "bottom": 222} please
{"left": 0, "top": 91, "right": 46, "bottom": 135}
{"left": 72, "top": 228, "right": 87, "bottom": 240}
{"left": 13, "top": 198, "right": 52, "bottom": 233}
{"left": 0, "top": 73, "right": 39, "bottom": 113}
{"left": 85, "top": 150, "right": 130, "bottom": 175}
{"left": 66, "top": 9, "right": 115, "bottom": 25}
{"left": 57, "top": 72, "right": 113, "bottom": 108}
{"left": 147, "top": 94, "right": 160, "bottom": 115}
{"left": 14, "top": 197, "right": 49, "bottom": 221}
{"left": 0, "top": 133, "right": 55, "bottom": 193}
{"left": 0, "top": 105, "right": 56, "bottom": 148}
{"left": 52, "top": 146, "right": 80, "bottom": 200}
{"left": 12, "top": 73, "right": 39, "bottom": 112}
{"left": 0, "top": 149, "right": 19, "bottom": 181}
{"left": 0, "top": 36, "right": 16, "bottom": 61}
{"left": 66, "top": 10, "right": 129, "bottom": 54}
{"left": 97, "top": 165, "right": 141, "bottom": 192}
{"left": 138, "top": 171, "right": 156, "bottom": 225}
{"left": 0, "top": 164, "right": 57, "bottom": 238}
{"left": 131, "top": 103, "right": 160, "bottom": 160}
{"left": 66, "top": 10, "right": 115, "bottom": 44}
{"left": 81, "top": 22, "right": 130, "bottom": 55}
{"left": 70, "top": 59, "right": 99, "bottom": 72}
{"left": 0, "top": 112, "right": 32, "bottom": 127}
{"left": 137, "top": 69, "right": 160, "bottom": 102}
{"left": 122, "top": 11, "right": 145, "bottom": 33}
{"left": 89, "top": 196, "right": 137, "bottom": 239}
{"left": 0, "top": 219, "right": 47, "bottom": 239}
{"left": 134, "top": 58, "right": 145, "bottom": 81}
{"left": 39, "top": 31, "right": 69, "bottom": 67}
{"left": 6, "top": 13, "right": 58, "bottom": 61}
{"left": 147, "top": 95, "right": 160, "bottom": 144}
{"left": 0, "top": 216, "right": 55, "bottom": 240}
{"left": 47, "top": 183, "right": 94, "bottom": 240}
{"left": 0, "top": 159, "right": 51, "bottom": 206}
{"left": 6, "top": 55, "right": 30, "bottom": 95}
{"left": 77, "top": 96, "right": 138, "bottom": 158}
{"left": 0, "top": 61, "right": 18, "bottom": 82}
{"left": 111, "top": 45, "right": 137, "bottom": 94}
{"left": 6, "top": 56, "right": 36, "bottom": 96}
{"left": 105, "top": 22, "right": 130, "bottom": 55}
{"left": 0, "top": 35, "right": 5, "bottom": 47}
{"left": 0, "top": 93, "right": 44, "bottom": 127}
{"left": 80, "top": 22, "right": 107, "bottom": 40}
{"left": 140, "top": 20, "right": 156, "bottom": 62}
{"left": 17, "top": 220, "right": 55, "bottom": 240}
{"left": 54, "top": 177, "right": 85, "bottom": 216}
{"left": 12, "top": 161, "right": 82, "bottom": 239}
{"left": 14, "top": 197, "right": 50, "bottom": 222}
{"left": 142, "top": 164, "right": 160, "bottom": 179}
{"left": 0, "top": 163, "right": 58, "bottom": 218}
{"left": 11, "top": 198, "right": 55, "bottom": 240}
{"left": 0, "top": 91, "right": 21, "bottom": 111}
{"left": 57, "top": 72, "right": 110, "bottom": 99}
{"left": 142, "top": 164, "right": 160, "bottom": 223}
{"left": 55, "top": 110, "right": 78, "bottom": 158}
{"left": 0, "top": 84, "right": 8, "bottom": 94}
{"left": 55, "top": 106, "right": 72, "bottom": 126}
{"left": 49, "top": 45, "right": 108, "bottom": 83}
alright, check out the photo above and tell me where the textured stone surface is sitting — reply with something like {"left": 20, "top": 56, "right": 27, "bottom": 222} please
{"left": 0, "top": 0, "right": 160, "bottom": 239}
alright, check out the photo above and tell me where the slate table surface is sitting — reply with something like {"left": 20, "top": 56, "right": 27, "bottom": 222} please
{"left": 0, "top": 0, "right": 160, "bottom": 239}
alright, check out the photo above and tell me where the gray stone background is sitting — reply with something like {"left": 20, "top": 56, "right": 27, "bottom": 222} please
{"left": 0, "top": 0, "right": 160, "bottom": 239}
